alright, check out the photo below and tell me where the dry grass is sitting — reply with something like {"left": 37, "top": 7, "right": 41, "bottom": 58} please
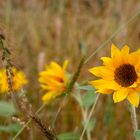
{"left": 0, "top": 0, "right": 140, "bottom": 139}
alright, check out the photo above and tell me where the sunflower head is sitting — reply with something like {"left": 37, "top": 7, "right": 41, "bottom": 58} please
{"left": 38, "top": 60, "right": 68, "bottom": 103}
{"left": 89, "top": 44, "right": 140, "bottom": 107}
{"left": 0, "top": 68, "right": 28, "bottom": 93}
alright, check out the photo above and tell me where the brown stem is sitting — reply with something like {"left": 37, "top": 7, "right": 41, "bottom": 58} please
{"left": 30, "top": 114, "right": 57, "bottom": 140}
{"left": 16, "top": 95, "right": 58, "bottom": 140}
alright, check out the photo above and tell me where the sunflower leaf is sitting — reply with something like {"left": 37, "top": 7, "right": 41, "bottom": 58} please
{"left": 77, "top": 85, "right": 95, "bottom": 91}
{"left": 0, "top": 101, "right": 17, "bottom": 117}
{"left": 82, "top": 92, "right": 96, "bottom": 108}
{"left": 135, "top": 130, "right": 140, "bottom": 140}
{"left": 0, "top": 123, "right": 21, "bottom": 133}
{"left": 82, "top": 118, "right": 96, "bottom": 132}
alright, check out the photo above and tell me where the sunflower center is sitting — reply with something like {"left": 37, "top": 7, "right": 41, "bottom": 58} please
{"left": 114, "top": 64, "right": 137, "bottom": 87}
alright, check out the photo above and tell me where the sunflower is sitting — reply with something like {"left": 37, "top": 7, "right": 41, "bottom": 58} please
{"left": 89, "top": 44, "right": 140, "bottom": 107}
{"left": 0, "top": 68, "right": 28, "bottom": 93}
{"left": 38, "top": 60, "right": 68, "bottom": 103}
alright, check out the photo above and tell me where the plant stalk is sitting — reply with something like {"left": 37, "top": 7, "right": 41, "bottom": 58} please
{"left": 131, "top": 105, "right": 138, "bottom": 133}
{"left": 80, "top": 94, "right": 100, "bottom": 140}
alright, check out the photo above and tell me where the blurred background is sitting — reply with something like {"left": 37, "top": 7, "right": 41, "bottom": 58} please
{"left": 0, "top": 0, "right": 140, "bottom": 140}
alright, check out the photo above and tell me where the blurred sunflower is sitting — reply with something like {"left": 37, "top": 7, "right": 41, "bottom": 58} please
{"left": 0, "top": 68, "right": 28, "bottom": 93}
{"left": 39, "top": 60, "right": 68, "bottom": 103}
{"left": 89, "top": 44, "right": 140, "bottom": 107}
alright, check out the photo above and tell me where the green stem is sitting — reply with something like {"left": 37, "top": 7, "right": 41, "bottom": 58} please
{"left": 131, "top": 105, "right": 138, "bottom": 133}
{"left": 75, "top": 89, "right": 91, "bottom": 140}
{"left": 80, "top": 94, "right": 100, "bottom": 140}
{"left": 66, "top": 57, "right": 85, "bottom": 94}
{"left": 52, "top": 57, "right": 85, "bottom": 127}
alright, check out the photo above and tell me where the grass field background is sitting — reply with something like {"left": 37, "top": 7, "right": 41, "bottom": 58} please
{"left": 0, "top": 0, "right": 140, "bottom": 140}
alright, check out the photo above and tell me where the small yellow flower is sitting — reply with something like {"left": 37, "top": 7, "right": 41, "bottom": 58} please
{"left": 89, "top": 44, "right": 140, "bottom": 107}
{"left": 0, "top": 68, "right": 28, "bottom": 93}
{"left": 38, "top": 60, "right": 68, "bottom": 103}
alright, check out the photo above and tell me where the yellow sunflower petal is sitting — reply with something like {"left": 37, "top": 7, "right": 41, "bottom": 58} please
{"left": 137, "top": 75, "right": 140, "bottom": 83}
{"left": 40, "top": 70, "right": 62, "bottom": 79}
{"left": 129, "top": 82, "right": 137, "bottom": 88}
{"left": 50, "top": 62, "right": 62, "bottom": 73}
{"left": 96, "top": 88, "right": 113, "bottom": 94}
{"left": 63, "top": 60, "right": 69, "bottom": 71}
{"left": 111, "top": 44, "right": 120, "bottom": 58}
{"left": 39, "top": 60, "right": 68, "bottom": 103}
{"left": 135, "top": 84, "right": 140, "bottom": 93}
{"left": 41, "top": 85, "right": 56, "bottom": 90}
{"left": 89, "top": 79, "right": 120, "bottom": 90}
{"left": 113, "top": 88, "right": 128, "bottom": 103}
{"left": 135, "top": 63, "right": 140, "bottom": 72}
{"left": 13, "top": 72, "right": 28, "bottom": 90}
{"left": 46, "top": 78, "right": 63, "bottom": 87}
{"left": 42, "top": 91, "right": 55, "bottom": 103}
{"left": 127, "top": 91, "right": 139, "bottom": 107}
{"left": 101, "top": 57, "right": 113, "bottom": 66}
{"left": 128, "top": 49, "right": 140, "bottom": 66}
{"left": 89, "top": 66, "right": 114, "bottom": 80}
{"left": 42, "top": 89, "right": 63, "bottom": 103}
{"left": 0, "top": 68, "right": 27, "bottom": 93}
{"left": 111, "top": 44, "right": 124, "bottom": 67}
{"left": 62, "top": 60, "right": 68, "bottom": 82}
{"left": 120, "top": 45, "right": 130, "bottom": 63}
{"left": 121, "top": 45, "right": 129, "bottom": 55}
